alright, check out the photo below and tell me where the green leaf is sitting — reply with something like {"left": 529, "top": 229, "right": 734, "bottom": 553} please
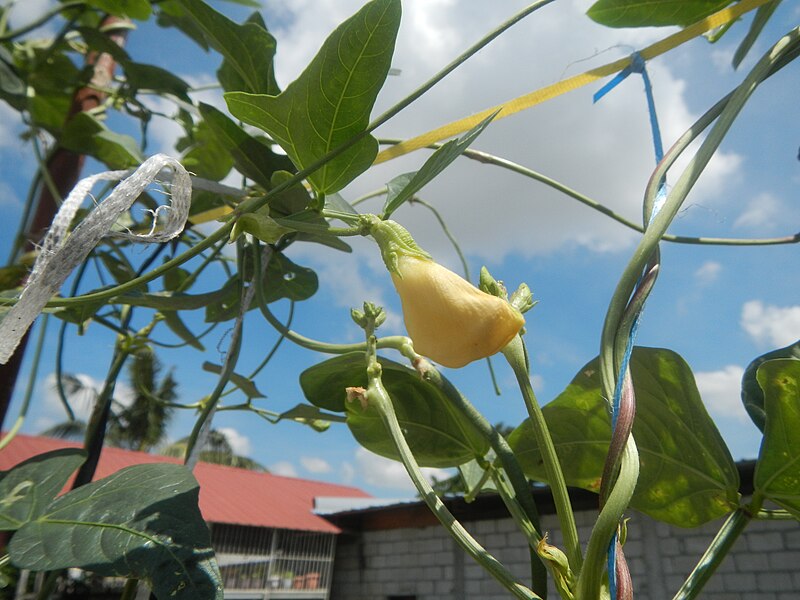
{"left": 60, "top": 113, "right": 143, "bottom": 169}
{"left": 261, "top": 252, "right": 318, "bottom": 304}
{"left": 381, "top": 112, "right": 498, "bottom": 218}
{"left": 9, "top": 464, "right": 222, "bottom": 600}
{"left": 0, "top": 46, "right": 25, "bottom": 106}
{"left": 86, "top": 0, "right": 152, "bottom": 20}
{"left": 225, "top": 0, "right": 401, "bottom": 194}
{"left": 202, "top": 361, "right": 265, "bottom": 399}
{"left": 160, "top": 310, "right": 205, "bottom": 351}
{"left": 267, "top": 171, "right": 352, "bottom": 252}
{"left": 156, "top": 2, "right": 210, "bottom": 50}
{"left": 97, "top": 251, "right": 139, "bottom": 287}
{"left": 188, "top": 190, "right": 238, "bottom": 222}
{"left": 163, "top": 266, "right": 192, "bottom": 292}
{"left": 182, "top": 118, "right": 235, "bottom": 182}
{"left": 123, "top": 61, "right": 191, "bottom": 101}
{"left": 177, "top": 0, "right": 278, "bottom": 95}
{"left": 198, "top": 104, "right": 295, "bottom": 188}
{"left": 325, "top": 192, "right": 360, "bottom": 216}
{"left": 742, "top": 340, "right": 800, "bottom": 432}
{"left": 204, "top": 253, "right": 318, "bottom": 322}
{"left": 299, "top": 352, "right": 489, "bottom": 467}
{"left": 218, "top": 0, "right": 261, "bottom": 6}
{"left": 508, "top": 347, "right": 740, "bottom": 527}
{"left": 277, "top": 404, "right": 344, "bottom": 431}
{"left": 732, "top": 0, "right": 782, "bottom": 68}
{"left": 217, "top": 12, "right": 279, "bottom": 95}
{"left": 754, "top": 358, "right": 800, "bottom": 517}
{"left": 0, "top": 265, "right": 26, "bottom": 292}
{"left": 26, "top": 50, "right": 80, "bottom": 130}
{"left": 230, "top": 212, "right": 293, "bottom": 244}
{"left": 0, "top": 449, "right": 86, "bottom": 531}
{"left": 52, "top": 296, "right": 108, "bottom": 328}
{"left": 301, "top": 352, "right": 365, "bottom": 413}
{"left": 118, "top": 288, "right": 231, "bottom": 311}
{"left": 587, "top": 0, "right": 732, "bottom": 27}
{"left": 458, "top": 459, "right": 498, "bottom": 495}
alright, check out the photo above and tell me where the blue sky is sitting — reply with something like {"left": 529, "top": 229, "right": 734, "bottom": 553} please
{"left": 2, "top": 0, "right": 799, "bottom": 497}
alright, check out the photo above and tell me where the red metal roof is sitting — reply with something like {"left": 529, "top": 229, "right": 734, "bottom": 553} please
{"left": 0, "top": 433, "right": 370, "bottom": 533}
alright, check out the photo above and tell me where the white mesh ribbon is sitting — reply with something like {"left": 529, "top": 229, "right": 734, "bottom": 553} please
{"left": 0, "top": 154, "right": 191, "bottom": 364}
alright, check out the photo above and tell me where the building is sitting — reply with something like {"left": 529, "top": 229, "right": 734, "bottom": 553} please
{"left": 0, "top": 433, "right": 371, "bottom": 600}
{"left": 323, "top": 463, "right": 800, "bottom": 599}
{"left": 6, "top": 435, "right": 799, "bottom": 599}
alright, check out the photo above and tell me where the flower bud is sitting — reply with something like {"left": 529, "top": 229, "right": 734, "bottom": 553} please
{"left": 390, "top": 254, "right": 524, "bottom": 368}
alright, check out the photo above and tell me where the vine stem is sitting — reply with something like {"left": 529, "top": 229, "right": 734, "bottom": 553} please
{"left": 183, "top": 239, "right": 255, "bottom": 467}
{"left": 420, "top": 365, "right": 548, "bottom": 596}
{"left": 502, "top": 335, "right": 582, "bottom": 572}
{"left": 376, "top": 140, "right": 799, "bottom": 247}
{"left": 577, "top": 435, "right": 639, "bottom": 598}
{"left": 584, "top": 26, "right": 800, "bottom": 600}
{"left": 358, "top": 313, "right": 540, "bottom": 600}
{"left": 119, "top": 578, "right": 139, "bottom": 600}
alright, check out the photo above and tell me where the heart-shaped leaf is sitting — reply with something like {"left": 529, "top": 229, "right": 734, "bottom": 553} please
{"left": 9, "top": 463, "right": 222, "bottom": 600}
{"left": 742, "top": 340, "right": 800, "bottom": 432}
{"left": 754, "top": 358, "right": 800, "bottom": 518}
{"left": 300, "top": 352, "right": 489, "bottom": 467}
{"left": 0, "top": 449, "right": 86, "bottom": 531}
{"left": 508, "top": 347, "right": 740, "bottom": 527}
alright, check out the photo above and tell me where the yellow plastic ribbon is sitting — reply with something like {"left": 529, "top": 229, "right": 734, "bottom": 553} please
{"left": 374, "top": 0, "right": 773, "bottom": 164}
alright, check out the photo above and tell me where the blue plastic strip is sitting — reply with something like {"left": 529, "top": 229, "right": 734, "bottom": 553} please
{"left": 595, "top": 51, "right": 667, "bottom": 600}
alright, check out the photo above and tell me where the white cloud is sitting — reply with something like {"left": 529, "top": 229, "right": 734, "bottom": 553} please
{"left": 218, "top": 426, "right": 252, "bottom": 456}
{"left": 290, "top": 240, "right": 404, "bottom": 336}
{"left": 741, "top": 300, "right": 800, "bottom": 348}
{"left": 694, "top": 365, "right": 749, "bottom": 423}
{"left": 0, "top": 102, "right": 24, "bottom": 150}
{"left": 300, "top": 456, "right": 332, "bottom": 474}
{"left": 354, "top": 447, "right": 450, "bottom": 493}
{"left": 270, "top": 461, "right": 299, "bottom": 477}
{"left": 6, "top": 0, "right": 56, "bottom": 37}
{"left": 694, "top": 260, "right": 722, "bottom": 284}
{"left": 0, "top": 181, "right": 21, "bottom": 209}
{"left": 734, "top": 192, "right": 782, "bottom": 230}
{"left": 340, "top": 461, "right": 356, "bottom": 484}
{"left": 710, "top": 48, "right": 735, "bottom": 72}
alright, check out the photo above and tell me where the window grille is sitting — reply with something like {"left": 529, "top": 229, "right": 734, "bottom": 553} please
{"left": 212, "top": 523, "right": 336, "bottom": 599}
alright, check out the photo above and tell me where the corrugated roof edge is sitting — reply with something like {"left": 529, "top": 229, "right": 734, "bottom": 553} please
{"left": 0, "top": 433, "right": 371, "bottom": 534}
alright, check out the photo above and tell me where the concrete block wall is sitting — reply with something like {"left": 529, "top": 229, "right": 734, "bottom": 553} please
{"left": 331, "top": 508, "right": 799, "bottom": 599}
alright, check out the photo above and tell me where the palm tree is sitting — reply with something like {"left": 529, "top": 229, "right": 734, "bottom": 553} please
{"left": 43, "top": 348, "right": 176, "bottom": 452}
{"left": 113, "top": 348, "right": 177, "bottom": 451}
{"left": 160, "top": 429, "right": 267, "bottom": 471}
{"left": 43, "top": 349, "right": 264, "bottom": 471}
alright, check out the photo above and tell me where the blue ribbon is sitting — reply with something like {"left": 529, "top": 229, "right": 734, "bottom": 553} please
{"left": 594, "top": 51, "right": 667, "bottom": 600}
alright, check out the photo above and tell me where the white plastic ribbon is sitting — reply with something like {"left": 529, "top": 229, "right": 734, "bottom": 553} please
{"left": 0, "top": 154, "right": 191, "bottom": 364}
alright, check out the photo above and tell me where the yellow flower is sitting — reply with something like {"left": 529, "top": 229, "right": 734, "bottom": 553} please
{"left": 391, "top": 255, "right": 524, "bottom": 368}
